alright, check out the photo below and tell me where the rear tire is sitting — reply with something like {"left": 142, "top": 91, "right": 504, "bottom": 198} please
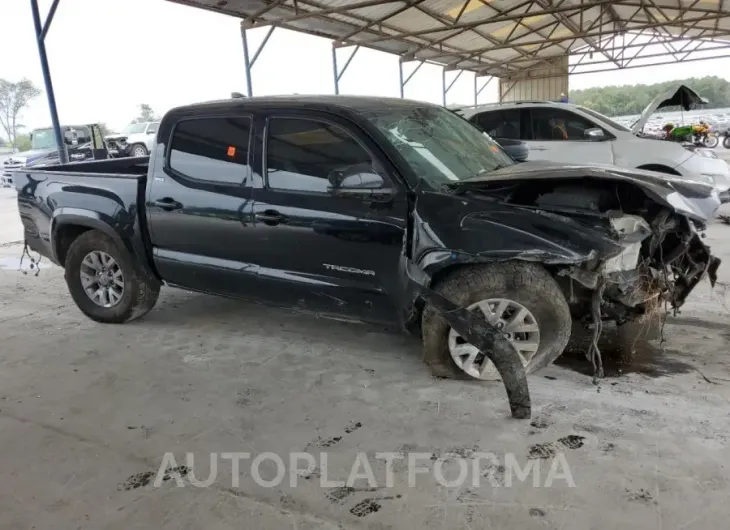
{"left": 723, "top": 136, "right": 730, "bottom": 149}
{"left": 64, "top": 230, "right": 160, "bottom": 323}
{"left": 421, "top": 262, "right": 572, "bottom": 380}
{"left": 704, "top": 134, "right": 719, "bottom": 148}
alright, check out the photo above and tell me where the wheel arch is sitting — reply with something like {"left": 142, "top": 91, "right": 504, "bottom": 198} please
{"left": 636, "top": 163, "right": 681, "bottom": 175}
{"left": 52, "top": 210, "right": 130, "bottom": 266}
{"left": 404, "top": 258, "right": 563, "bottom": 336}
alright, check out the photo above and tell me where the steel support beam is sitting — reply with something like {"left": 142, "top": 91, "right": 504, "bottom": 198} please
{"left": 398, "top": 60, "right": 424, "bottom": 98}
{"left": 479, "top": 28, "right": 730, "bottom": 71}
{"left": 240, "top": 24, "right": 276, "bottom": 97}
{"left": 30, "top": 0, "right": 67, "bottom": 164}
{"left": 359, "top": 0, "right": 618, "bottom": 44}
{"left": 442, "top": 68, "right": 464, "bottom": 106}
{"left": 474, "top": 75, "right": 493, "bottom": 107}
{"left": 332, "top": 44, "right": 360, "bottom": 95}
{"left": 523, "top": 51, "right": 730, "bottom": 79}
{"left": 461, "top": 13, "right": 730, "bottom": 71}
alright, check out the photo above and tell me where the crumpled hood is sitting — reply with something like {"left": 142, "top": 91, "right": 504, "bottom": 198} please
{"left": 631, "top": 84, "right": 708, "bottom": 134}
{"left": 458, "top": 160, "right": 719, "bottom": 221}
{"left": 4, "top": 148, "right": 55, "bottom": 165}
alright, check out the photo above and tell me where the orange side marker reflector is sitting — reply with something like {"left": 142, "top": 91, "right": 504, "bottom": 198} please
{"left": 227, "top": 146, "right": 236, "bottom": 157}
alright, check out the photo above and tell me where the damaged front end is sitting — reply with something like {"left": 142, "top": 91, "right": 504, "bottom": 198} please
{"left": 405, "top": 164, "right": 721, "bottom": 389}
{"left": 559, "top": 209, "right": 720, "bottom": 326}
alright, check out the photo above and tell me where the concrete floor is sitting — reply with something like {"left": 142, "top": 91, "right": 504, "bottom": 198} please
{"left": 2, "top": 186, "right": 730, "bottom": 529}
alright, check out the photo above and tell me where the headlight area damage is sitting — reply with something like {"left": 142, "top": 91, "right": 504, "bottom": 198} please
{"left": 406, "top": 164, "right": 721, "bottom": 418}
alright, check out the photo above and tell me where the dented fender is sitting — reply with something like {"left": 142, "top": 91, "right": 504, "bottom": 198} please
{"left": 408, "top": 192, "right": 626, "bottom": 281}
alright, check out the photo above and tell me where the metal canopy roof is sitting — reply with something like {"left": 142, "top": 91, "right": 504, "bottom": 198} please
{"left": 168, "top": 0, "right": 730, "bottom": 77}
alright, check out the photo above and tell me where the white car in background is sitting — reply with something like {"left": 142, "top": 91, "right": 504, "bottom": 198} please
{"left": 457, "top": 95, "right": 730, "bottom": 203}
{"left": 105, "top": 121, "right": 159, "bottom": 158}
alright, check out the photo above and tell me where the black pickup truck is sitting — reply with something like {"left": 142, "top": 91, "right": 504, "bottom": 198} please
{"left": 12, "top": 96, "right": 720, "bottom": 381}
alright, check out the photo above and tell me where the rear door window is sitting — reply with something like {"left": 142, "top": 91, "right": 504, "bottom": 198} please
{"left": 168, "top": 117, "right": 252, "bottom": 184}
{"left": 530, "top": 108, "right": 597, "bottom": 141}
{"left": 472, "top": 109, "right": 521, "bottom": 140}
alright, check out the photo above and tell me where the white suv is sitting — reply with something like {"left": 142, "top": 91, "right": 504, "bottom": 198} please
{"left": 105, "top": 121, "right": 159, "bottom": 158}
{"left": 457, "top": 101, "right": 730, "bottom": 201}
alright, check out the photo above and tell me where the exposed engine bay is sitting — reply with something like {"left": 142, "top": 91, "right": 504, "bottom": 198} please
{"left": 464, "top": 177, "right": 720, "bottom": 332}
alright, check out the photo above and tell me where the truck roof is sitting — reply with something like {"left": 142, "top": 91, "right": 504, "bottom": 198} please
{"left": 168, "top": 95, "right": 438, "bottom": 116}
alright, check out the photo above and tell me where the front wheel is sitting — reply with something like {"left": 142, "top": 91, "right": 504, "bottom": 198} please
{"left": 421, "top": 262, "right": 572, "bottom": 380}
{"left": 704, "top": 134, "right": 719, "bottom": 148}
{"left": 64, "top": 230, "right": 160, "bottom": 323}
{"left": 723, "top": 136, "right": 730, "bottom": 149}
{"left": 130, "top": 144, "right": 148, "bottom": 157}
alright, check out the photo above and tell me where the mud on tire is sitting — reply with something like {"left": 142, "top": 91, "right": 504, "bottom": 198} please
{"left": 64, "top": 230, "right": 160, "bottom": 323}
{"left": 421, "top": 262, "right": 572, "bottom": 380}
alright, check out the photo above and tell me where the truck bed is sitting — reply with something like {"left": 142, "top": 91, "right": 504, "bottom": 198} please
{"left": 13, "top": 157, "right": 150, "bottom": 268}
{"left": 17, "top": 156, "right": 150, "bottom": 177}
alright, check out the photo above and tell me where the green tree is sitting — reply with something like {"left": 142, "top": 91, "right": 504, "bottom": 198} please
{"left": 14, "top": 134, "right": 31, "bottom": 152}
{"left": 0, "top": 78, "right": 42, "bottom": 149}
{"left": 569, "top": 76, "right": 730, "bottom": 116}
{"left": 98, "top": 123, "right": 114, "bottom": 136}
{"left": 133, "top": 103, "right": 157, "bottom": 123}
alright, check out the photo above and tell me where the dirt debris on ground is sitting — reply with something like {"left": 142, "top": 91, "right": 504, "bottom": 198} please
{"left": 2, "top": 187, "right": 730, "bottom": 528}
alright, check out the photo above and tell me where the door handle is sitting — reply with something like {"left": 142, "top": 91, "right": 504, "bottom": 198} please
{"left": 153, "top": 198, "right": 183, "bottom": 211}
{"left": 531, "top": 146, "right": 548, "bottom": 151}
{"left": 255, "top": 210, "right": 288, "bottom": 226}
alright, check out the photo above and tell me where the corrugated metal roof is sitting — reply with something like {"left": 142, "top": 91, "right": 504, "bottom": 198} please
{"left": 166, "top": 0, "right": 730, "bottom": 77}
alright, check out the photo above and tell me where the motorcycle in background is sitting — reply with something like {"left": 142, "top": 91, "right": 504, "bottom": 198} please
{"left": 692, "top": 122, "right": 719, "bottom": 148}
{"left": 663, "top": 122, "right": 720, "bottom": 148}
{"left": 721, "top": 128, "right": 730, "bottom": 149}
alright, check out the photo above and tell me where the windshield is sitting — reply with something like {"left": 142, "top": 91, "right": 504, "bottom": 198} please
{"left": 578, "top": 106, "right": 631, "bottom": 132}
{"left": 123, "top": 123, "right": 147, "bottom": 134}
{"left": 30, "top": 129, "right": 56, "bottom": 150}
{"left": 365, "top": 105, "right": 515, "bottom": 187}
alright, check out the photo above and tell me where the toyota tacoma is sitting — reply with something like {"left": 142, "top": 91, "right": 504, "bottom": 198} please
{"left": 11, "top": 96, "right": 721, "bottom": 381}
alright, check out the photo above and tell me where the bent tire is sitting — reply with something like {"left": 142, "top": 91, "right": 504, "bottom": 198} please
{"left": 64, "top": 230, "right": 160, "bottom": 323}
{"left": 422, "top": 262, "right": 571, "bottom": 380}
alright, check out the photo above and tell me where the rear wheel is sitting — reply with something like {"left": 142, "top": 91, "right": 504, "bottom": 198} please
{"left": 723, "top": 136, "right": 730, "bottom": 149}
{"left": 422, "top": 262, "right": 572, "bottom": 380}
{"left": 64, "top": 230, "right": 160, "bottom": 323}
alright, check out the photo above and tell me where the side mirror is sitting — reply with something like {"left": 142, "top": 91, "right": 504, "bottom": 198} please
{"left": 584, "top": 128, "right": 605, "bottom": 141}
{"left": 328, "top": 165, "right": 394, "bottom": 199}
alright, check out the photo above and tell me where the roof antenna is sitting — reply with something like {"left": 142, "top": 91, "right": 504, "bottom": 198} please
{"left": 231, "top": 92, "right": 246, "bottom": 99}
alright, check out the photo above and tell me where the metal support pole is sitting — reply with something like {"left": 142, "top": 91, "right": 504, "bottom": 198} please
{"left": 332, "top": 47, "right": 339, "bottom": 95}
{"left": 332, "top": 45, "right": 360, "bottom": 95}
{"left": 240, "top": 25, "right": 275, "bottom": 97}
{"left": 30, "top": 0, "right": 67, "bottom": 164}
{"left": 474, "top": 74, "right": 477, "bottom": 107}
{"left": 474, "top": 76, "right": 493, "bottom": 106}
{"left": 241, "top": 26, "right": 253, "bottom": 98}
{"left": 444, "top": 69, "right": 464, "bottom": 106}
{"left": 398, "top": 61, "right": 404, "bottom": 98}
{"left": 399, "top": 60, "right": 424, "bottom": 99}
{"left": 442, "top": 68, "right": 446, "bottom": 106}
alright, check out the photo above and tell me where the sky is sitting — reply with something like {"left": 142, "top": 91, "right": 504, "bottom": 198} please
{"left": 2, "top": 0, "right": 730, "bottom": 134}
